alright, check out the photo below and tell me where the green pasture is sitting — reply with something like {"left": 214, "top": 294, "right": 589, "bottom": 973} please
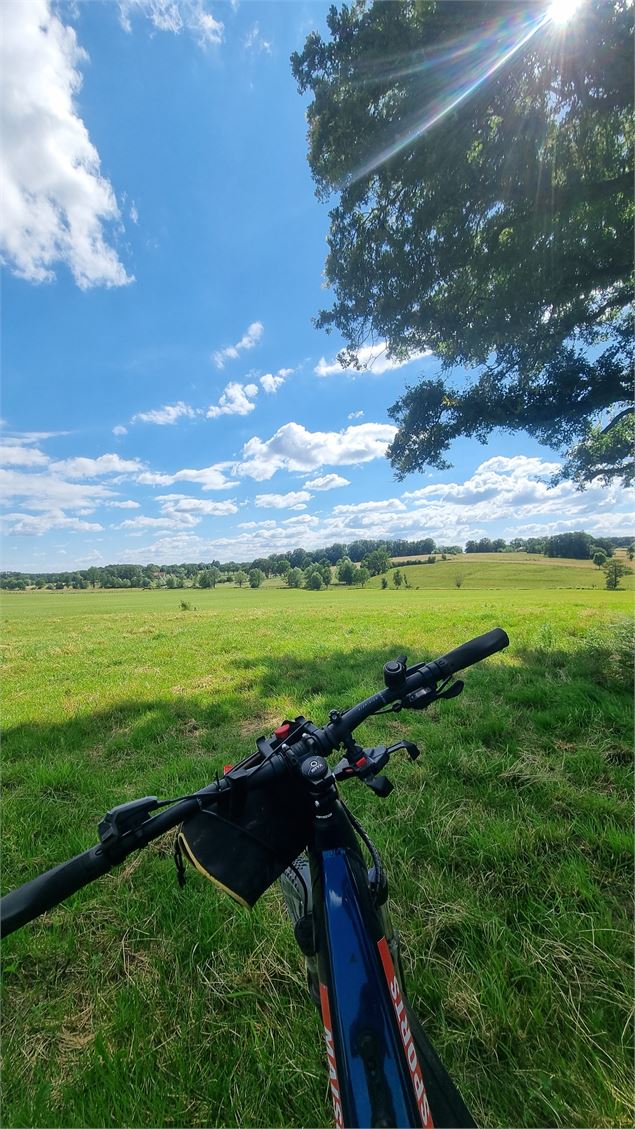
{"left": 1, "top": 579, "right": 633, "bottom": 1128}
{"left": 373, "top": 551, "right": 635, "bottom": 590}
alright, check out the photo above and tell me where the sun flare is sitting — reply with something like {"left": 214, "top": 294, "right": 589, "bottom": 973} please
{"left": 547, "top": 0, "right": 582, "bottom": 25}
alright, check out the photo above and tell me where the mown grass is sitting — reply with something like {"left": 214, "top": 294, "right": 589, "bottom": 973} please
{"left": 1, "top": 584, "right": 633, "bottom": 1128}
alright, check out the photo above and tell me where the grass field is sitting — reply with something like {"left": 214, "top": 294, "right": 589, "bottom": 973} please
{"left": 1, "top": 572, "right": 633, "bottom": 1128}
{"left": 376, "top": 551, "right": 635, "bottom": 591}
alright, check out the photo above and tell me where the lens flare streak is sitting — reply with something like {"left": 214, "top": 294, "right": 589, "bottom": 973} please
{"left": 345, "top": 11, "right": 551, "bottom": 187}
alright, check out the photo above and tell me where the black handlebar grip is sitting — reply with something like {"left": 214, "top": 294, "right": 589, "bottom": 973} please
{"left": 434, "top": 627, "right": 509, "bottom": 678}
{"left": 0, "top": 845, "right": 112, "bottom": 939}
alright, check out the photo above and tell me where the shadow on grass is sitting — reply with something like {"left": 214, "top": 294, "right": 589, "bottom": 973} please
{"left": 3, "top": 630, "right": 631, "bottom": 867}
{"left": 3, "top": 628, "right": 632, "bottom": 769}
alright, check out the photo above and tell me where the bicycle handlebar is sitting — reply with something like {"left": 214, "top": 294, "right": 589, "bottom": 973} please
{"left": 334, "top": 627, "right": 509, "bottom": 736}
{"left": 0, "top": 788, "right": 222, "bottom": 938}
{"left": 426, "top": 627, "right": 509, "bottom": 679}
{"left": 1, "top": 629, "right": 508, "bottom": 938}
{"left": 0, "top": 846, "right": 112, "bottom": 937}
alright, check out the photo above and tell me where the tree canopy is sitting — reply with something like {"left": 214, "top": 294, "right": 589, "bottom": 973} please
{"left": 603, "top": 558, "right": 630, "bottom": 589}
{"left": 292, "top": 0, "right": 633, "bottom": 486}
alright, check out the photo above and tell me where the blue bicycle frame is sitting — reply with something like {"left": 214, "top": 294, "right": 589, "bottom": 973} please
{"left": 305, "top": 795, "right": 475, "bottom": 1129}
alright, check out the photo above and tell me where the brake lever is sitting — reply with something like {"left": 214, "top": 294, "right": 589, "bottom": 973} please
{"left": 436, "top": 679, "right": 464, "bottom": 701}
{"left": 386, "top": 740, "right": 420, "bottom": 761}
{"left": 365, "top": 775, "right": 394, "bottom": 798}
{"left": 332, "top": 744, "right": 390, "bottom": 782}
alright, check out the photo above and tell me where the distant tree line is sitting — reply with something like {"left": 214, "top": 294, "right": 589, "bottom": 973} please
{"left": 1, "top": 534, "right": 632, "bottom": 590}
{"left": 464, "top": 533, "right": 631, "bottom": 560}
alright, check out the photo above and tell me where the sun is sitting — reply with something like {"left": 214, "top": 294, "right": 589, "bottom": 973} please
{"left": 547, "top": 0, "right": 582, "bottom": 25}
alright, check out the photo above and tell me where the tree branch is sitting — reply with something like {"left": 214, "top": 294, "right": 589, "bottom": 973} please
{"left": 602, "top": 406, "right": 634, "bottom": 434}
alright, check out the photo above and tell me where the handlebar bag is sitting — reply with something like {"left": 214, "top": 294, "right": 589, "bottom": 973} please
{"left": 178, "top": 773, "right": 312, "bottom": 908}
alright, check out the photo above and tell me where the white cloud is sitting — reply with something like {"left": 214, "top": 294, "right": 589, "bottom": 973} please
{"left": 112, "top": 492, "right": 237, "bottom": 536}
{"left": 332, "top": 499, "right": 406, "bottom": 515}
{"left": 304, "top": 474, "right": 350, "bottom": 491}
{"left": 113, "top": 425, "right": 128, "bottom": 436}
{"left": 213, "top": 321, "right": 263, "bottom": 368}
{"left": 281, "top": 514, "right": 319, "bottom": 527}
{"left": 507, "top": 515, "right": 635, "bottom": 538}
{"left": 379, "top": 456, "right": 633, "bottom": 543}
{"left": 348, "top": 410, "right": 364, "bottom": 420}
{"left": 118, "top": 1, "right": 223, "bottom": 46}
{"left": 0, "top": 442, "right": 50, "bottom": 468}
{"left": 156, "top": 494, "right": 237, "bottom": 516}
{"left": 108, "top": 500, "right": 141, "bottom": 509}
{"left": 209, "top": 457, "right": 633, "bottom": 561}
{"left": 207, "top": 382, "right": 258, "bottom": 418}
{"left": 0, "top": 430, "right": 68, "bottom": 443}
{"left": 0, "top": 0, "right": 131, "bottom": 289}
{"left": 315, "top": 342, "right": 430, "bottom": 378}
{"left": 254, "top": 491, "right": 312, "bottom": 509}
{"left": 106, "top": 531, "right": 211, "bottom": 561}
{"left": 244, "top": 23, "right": 272, "bottom": 53}
{"left": 73, "top": 549, "right": 106, "bottom": 566}
{"left": 403, "top": 456, "right": 563, "bottom": 508}
{"left": 116, "top": 512, "right": 201, "bottom": 531}
{"left": 260, "top": 374, "right": 283, "bottom": 394}
{"left": 49, "top": 454, "right": 144, "bottom": 479}
{"left": 136, "top": 463, "right": 237, "bottom": 490}
{"left": 195, "top": 7, "right": 222, "bottom": 42}
{"left": 3, "top": 510, "right": 104, "bottom": 536}
{"left": 260, "top": 367, "right": 292, "bottom": 394}
{"left": 132, "top": 401, "right": 199, "bottom": 426}
{"left": 0, "top": 468, "right": 117, "bottom": 512}
{"left": 238, "top": 421, "right": 397, "bottom": 481}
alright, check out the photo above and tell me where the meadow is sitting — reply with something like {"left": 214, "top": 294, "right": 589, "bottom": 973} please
{"left": 1, "top": 558, "right": 633, "bottom": 1128}
{"left": 376, "top": 550, "right": 635, "bottom": 590}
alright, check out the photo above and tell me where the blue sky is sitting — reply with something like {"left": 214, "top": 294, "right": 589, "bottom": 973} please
{"left": 2, "top": 0, "right": 632, "bottom": 572}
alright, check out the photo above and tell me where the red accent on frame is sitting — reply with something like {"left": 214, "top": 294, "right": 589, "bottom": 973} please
{"left": 274, "top": 723, "right": 291, "bottom": 740}
{"left": 319, "top": 983, "right": 344, "bottom": 1129}
{"left": 377, "top": 936, "right": 435, "bottom": 1128}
